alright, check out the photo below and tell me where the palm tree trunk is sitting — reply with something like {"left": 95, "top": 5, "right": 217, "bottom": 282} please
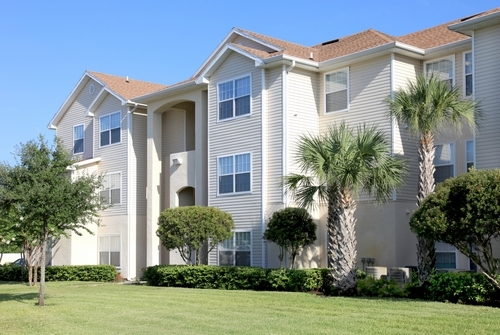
{"left": 416, "top": 134, "right": 437, "bottom": 285}
{"left": 328, "top": 187, "right": 358, "bottom": 292}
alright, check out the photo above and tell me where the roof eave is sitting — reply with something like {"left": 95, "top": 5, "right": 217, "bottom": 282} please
{"left": 423, "top": 39, "right": 471, "bottom": 59}
{"left": 133, "top": 80, "right": 199, "bottom": 103}
{"left": 449, "top": 11, "right": 500, "bottom": 35}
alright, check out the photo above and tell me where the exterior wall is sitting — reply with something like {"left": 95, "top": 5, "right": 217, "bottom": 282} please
{"left": 208, "top": 51, "right": 263, "bottom": 266}
{"left": 56, "top": 79, "right": 102, "bottom": 160}
{"left": 474, "top": 24, "right": 500, "bottom": 169}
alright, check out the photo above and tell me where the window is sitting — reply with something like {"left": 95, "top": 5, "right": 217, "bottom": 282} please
{"left": 219, "top": 231, "right": 251, "bottom": 266}
{"left": 466, "top": 140, "right": 474, "bottom": 171}
{"left": 464, "top": 52, "right": 473, "bottom": 97}
{"left": 218, "top": 75, "right": 251, "bottom": 120}
{"left": 436, "top": 242, "right": 456, "bottom": 269}
{"left": 100, "top": 173, "right": 121, "bottom": 204}
{"left": 100, "top": 112, "right": 121, "bottom": 146}
{"left": 425, "top": 57, "right": 454, "bottom": 88}
{"left": 325, "top": 68, "right": 349, "bottom": 113}
{"left": 218, "top": 153, "right": 251, "bottom": 194}
{"left": 434, "top": 143, "right": 454, "bottom": 184}
{"left": 73, "top": 124, "right": 84, "bottom": 154}
{"left": 99, "top": 235, "right": 120, "bottom": 267}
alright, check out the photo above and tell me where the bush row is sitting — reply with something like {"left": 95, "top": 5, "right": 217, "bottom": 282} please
{"left": 0, "top": 264, "right": 117, "bottom": 282}
{"left": 143, "top": 265, "right": 334, "bottom": 293}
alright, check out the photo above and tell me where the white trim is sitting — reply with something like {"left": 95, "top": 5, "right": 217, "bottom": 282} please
{"left": 127, "top": 107, "right": 133, "bottom": 278}
{"left": 260, "top": 68, "right": 267, "bottom": 268}
{"left": 217, "top": 230, "right": 253, "bottom": 266}
{"left": 282, "top": 65, "right": 288, "bottom": 205}
{"left": 216, "top": 152, "right": 252, "bottom": 196}
{"left": 99, "top": 111, "right": 122, "bottom": 148}
{"left": 207, "top": 83, "right": 211, "bottom": 207}
{"left": 216, "top": 73, "right": 252, "bottom": 122}
{"left": 324, "top": 67, "right": 350, "bottom": 114}
{"left": 72, "top": 124, "right": 85, "bottom": 155}
{"left": 424, "top": 55, "right": 456, "bottom": 86}
{"left": 390, "top": 53, "right": 397, "bottom": 201}
{"left": 462, "top": 50, "right": 473, "bottom": 98}
{"left": 434, "top": 142, "right": 455, "bottom": 183}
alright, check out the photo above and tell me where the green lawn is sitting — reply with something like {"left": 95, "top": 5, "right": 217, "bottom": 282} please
{"left": 1, "top": 282, "right": 499, "bottom": 334}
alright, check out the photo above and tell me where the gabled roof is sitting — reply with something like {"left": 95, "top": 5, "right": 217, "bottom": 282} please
{"left": 48, "top": 71, "right": 167, "bottom": 129}
{"left": 397, "top": 20, "right": 468, "bottom": 49}
{"left": 449, "top": 7, "right": 500, "bottom": 35}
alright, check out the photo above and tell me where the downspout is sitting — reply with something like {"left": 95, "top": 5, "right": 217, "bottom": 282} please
{"left": 390, "top": 53, "right": 397, "bottom": 201}
{"left": 282, "top": 61, "right": 295, "bottom": 206}
{"left": 127, "top": 104, "right": 133, "bottom": 279}
{"left": 261, "top": 68, "right": 267, "bottom": 268}
{"left": 472, "top": 31, "right": 477, "bottom": 168}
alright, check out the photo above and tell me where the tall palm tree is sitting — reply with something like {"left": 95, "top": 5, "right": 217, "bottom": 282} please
{"left": 283, "top": 122, "right": 407, "bottom": 292}
{"left": 388, "top": 73, "right": 480, "bottom": 285}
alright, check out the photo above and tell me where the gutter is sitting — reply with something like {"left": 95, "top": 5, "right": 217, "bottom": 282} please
{"left": 134, "top": 80, "right": 199, "bottom": 104}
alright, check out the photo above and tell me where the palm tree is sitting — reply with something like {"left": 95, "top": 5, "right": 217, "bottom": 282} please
{"left": 388, "top": 73, "right": 480, "bottom": 285}
{"left": 283, "top": 122, "right": 407, "bottom": 292}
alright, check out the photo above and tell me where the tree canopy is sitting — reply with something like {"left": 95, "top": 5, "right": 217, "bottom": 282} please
{"left": 157, "top": 206, "right": 234, "bottom": 265}
{"left": 264, "top": 207, "right": 316, "bottom": 269}
{"left": 0, "top": 135, "right": 106, "bottom": 305}
{"left": 410, "top": 169, "right": 500, "bottom": 289}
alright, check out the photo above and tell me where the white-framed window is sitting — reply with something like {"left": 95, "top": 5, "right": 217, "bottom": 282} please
{"left": 463, "top": 51, "right": 473, "bottom": 97}
{"left": 73, "top": 124, "right": 84, "bottom": 154}
{"left": 218, "top": 75, "right": 251, "bottom": 120}
{"left": 434, "top": 143, "right": 454, "bottom": 184}
{"left": 466, "top": 140, "right": 474, "bottom": 171}
{"left": 100, "top": 172, "right": 121, "bottom": 204}
{"left": 325, "top": 67, "right": 349, "bottom": 113}
{"left": 219, "top": 231, "right": 251, "bottom": 266}
{"left": 425, "top": 57, "right": 454, "bottom": 88}
{"left": 436, "top": 241, "right": 457, "bottom": 269}
{"left": 100, "top": 111, "right": 121, "bottom": 146}
{"left": 99, "top": 235, "right": 120, "bottom": 268}
{"left": 217, "top": 153, "right": 251, "bottom": 195}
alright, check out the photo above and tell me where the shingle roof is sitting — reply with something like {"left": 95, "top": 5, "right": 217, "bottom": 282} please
{"left": 88, "top": 71, "right": 168, "bottom": 100}
{"left": 396, "top": 20, "right": 468, "bottom": 49}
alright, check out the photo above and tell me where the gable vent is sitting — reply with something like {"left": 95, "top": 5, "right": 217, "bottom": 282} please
{"left": 322, "top": 39, "right": 339, "bottom": 46}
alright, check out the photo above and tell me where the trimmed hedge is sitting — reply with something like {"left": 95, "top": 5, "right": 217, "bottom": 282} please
{"left": 143, "top": 265, "right": 333, "bottom": 293}
{"left": 0, "top": 264, "right": 117, "bottom": 282}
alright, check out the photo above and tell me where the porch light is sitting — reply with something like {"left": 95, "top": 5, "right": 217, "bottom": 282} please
{"left": 172, "top": 158, "right": 182, "bottom": 165}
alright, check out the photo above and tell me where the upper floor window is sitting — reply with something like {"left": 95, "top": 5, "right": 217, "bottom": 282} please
{"left": 218, "top": 153, "right": 251, "bottom": 194}
{"left": 464, "top": 52, "right": 473, "bottom": 97}
{"left": 425, "top": 57, "right": 454, "bottom": 88}
{"left": 100, "top": 172, "right": 121, "bottom": 204}
{"left": 325, "top": 68, "right": 349, "bottom": 113}
{"left": 73, "top": 124, "right": 84, "bottom": 154}
{"left": 218, "top": 75, "right": 251, "bottom": 120}
{"left": 466, "top": 140, "right": 474, "bottom": 171}
{"left": 434, "top": 143, "right": 454, "bottom": 184}
{"left": 219, "top": 231, "right": 251, "bottom": 266}
{"left": 99, "top": 235, "right": 120, "bottom": 268}
{"left": 100, "top": 112, "right": 121, "bottom": 146}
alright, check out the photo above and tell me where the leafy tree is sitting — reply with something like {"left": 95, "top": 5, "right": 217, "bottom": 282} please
{"left": 283, "top": 122, "right": 407, "bottom": 291}
{"left": 264, "top": 207, "right": 316, "bottom": 269}
{"left": 0, "top": 135, "right": 106, "bottom": 306}
{"left": 157, "top": 206, "right": 234, "bottom": 265}
{"left": 388, "top": 73, "right": 480, "bottom": 285}
{"left": 410, "top": 169, "right": 500, "bottom": 289}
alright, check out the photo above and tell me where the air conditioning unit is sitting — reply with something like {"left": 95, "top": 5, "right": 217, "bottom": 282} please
{"left": 389, "top": 267, "right": 412, "bottom": 285}
{"left": 366, "top": 266, "right": 387, "bottom": 280}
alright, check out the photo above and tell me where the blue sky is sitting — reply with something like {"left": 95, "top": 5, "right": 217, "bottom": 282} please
{"left": 0, "top": 0, "right": 498, "bottom": 164}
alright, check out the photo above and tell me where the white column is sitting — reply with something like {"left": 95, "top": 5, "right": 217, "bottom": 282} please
{"left": 194, "top": 90, "right": 208, "bottom": 206}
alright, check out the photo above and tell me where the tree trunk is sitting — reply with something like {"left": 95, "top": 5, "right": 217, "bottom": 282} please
{"left": 328, "top": 187, "right": 358, "bottom": 292}
{"left": 416, "top": 134, "right": 437, "bottom": 286}
{"left": 38, "top": 229, "right": 48, "bottom": 306}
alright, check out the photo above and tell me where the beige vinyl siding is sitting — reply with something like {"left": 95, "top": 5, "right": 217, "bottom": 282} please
{"left": 287, "top": 68, "right": 320, "bottom": 176}
{"left": 56, "top": 79, "right": 102, "bottom": 160}
{"left": 93, "top": 95, "right": 128, "bottom": 217}
{"left": 161, "top": 109, "right": 187, "bottom": 210}
{"left": 319, "top": 55, "right": 392, "bottom": 134}
{"left": 474, "top": 24, "right": 500, "bottom": 169}
{"left": 131, "top": 112, "right": 147, "bottom": 216}
{"left": 208, "top": 52, "right": 262, "bottom": 266}
{"left": 233, "top": 35, "right": 276, "bottom": 53}
{"left": 393, "top": 55, "right": 420, "bottom": 201}
{"left": 266, "top": 66, "right": 283, "bottom": 204}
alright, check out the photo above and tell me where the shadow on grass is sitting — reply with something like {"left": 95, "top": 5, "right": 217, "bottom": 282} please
{"left": 0, "top": 282, "right": 38, "bottom": 304}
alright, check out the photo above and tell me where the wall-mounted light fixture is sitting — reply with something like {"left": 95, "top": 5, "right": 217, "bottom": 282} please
{"left": 172, "top": 158, "right": 182, "bottom": 165}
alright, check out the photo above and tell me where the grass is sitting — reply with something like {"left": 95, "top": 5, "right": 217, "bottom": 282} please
{"left": 1, "top": 282, "right": 500, "bottom": 334}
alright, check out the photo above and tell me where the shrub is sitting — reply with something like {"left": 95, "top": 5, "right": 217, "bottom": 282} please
{"left": 0, "top": 265, "right": 117, "bottom": 282}
{"left": 143, "top": 265, "right": 333, "bottom": 293}
{"left": 357, "top": 276, "right": 406, "bottom": 298}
